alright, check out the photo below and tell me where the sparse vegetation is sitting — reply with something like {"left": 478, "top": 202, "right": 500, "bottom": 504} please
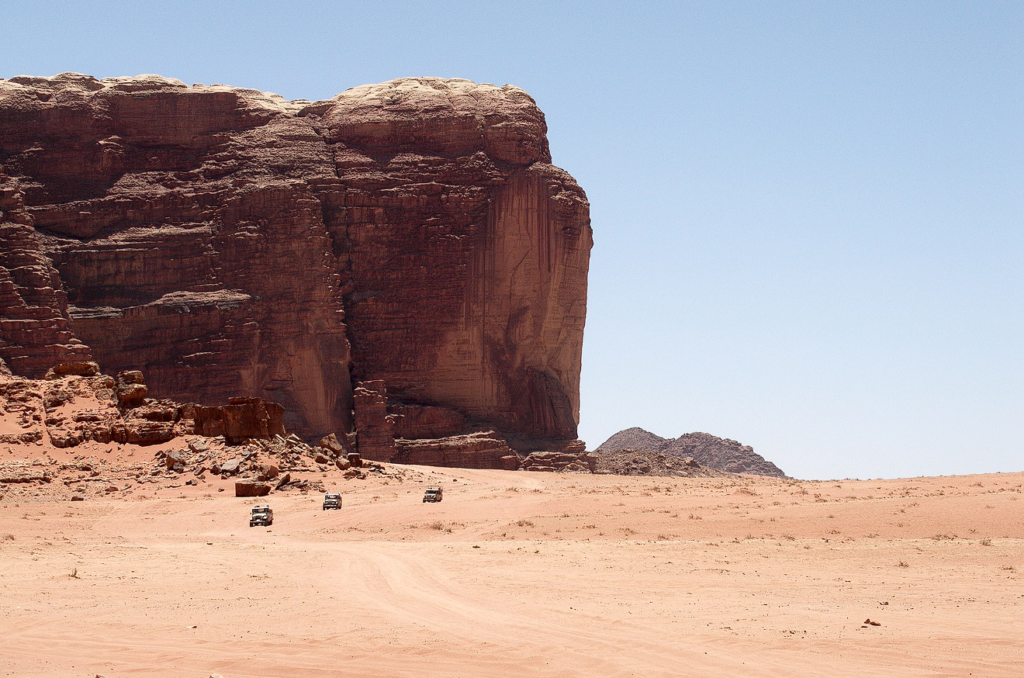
{"left": 515, "top": 519, "right": 534, "bottom": 528}
{"left": 898, "top": 561, "right": 909, "bottom": 568}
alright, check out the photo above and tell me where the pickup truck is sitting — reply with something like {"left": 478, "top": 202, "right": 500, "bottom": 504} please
{"left": 422, "top": 487, "right": 443, "bottom": 503}
{"left": 323, "top": 493, "right": 342, "bottom": 510}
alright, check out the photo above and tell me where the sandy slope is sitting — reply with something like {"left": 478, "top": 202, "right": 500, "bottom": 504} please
{"left": 1, "top": 465, "right": 1022, "bottom": 677}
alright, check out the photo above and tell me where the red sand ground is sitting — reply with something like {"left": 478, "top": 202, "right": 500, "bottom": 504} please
{"left": 1, "top": 451, "right": 1022, "bottom": 677}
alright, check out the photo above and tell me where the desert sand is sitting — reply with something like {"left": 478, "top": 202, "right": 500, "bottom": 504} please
{"left": 1, "top": 456, "right": 1022, "bottom": 677}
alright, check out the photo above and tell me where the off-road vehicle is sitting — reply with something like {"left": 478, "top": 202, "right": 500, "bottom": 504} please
{"left": 422, "top": 487, "right": 443, "bottom": 503}
{"left": 323, "top": 493, "right": 342, "bottom": 510}
{"left": 249, "top": 505, "right": 273, "bottom": 527}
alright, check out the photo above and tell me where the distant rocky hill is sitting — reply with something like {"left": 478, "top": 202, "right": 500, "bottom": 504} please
{"left": 596, "top": 427, "right": 786, "bottom": 478}
{"left": 596, "top": 427, "right": 669, "bottom": 452}
{"left": 592, "top": 448, "right": 728, "bottom": 478}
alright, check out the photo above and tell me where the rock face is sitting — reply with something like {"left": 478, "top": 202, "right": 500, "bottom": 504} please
{"left": 194, "top": 397, "right": 285, "bottom": 443}
{"left": 596, "top": 427, "right": 786, "bottom": 478}
{"left": 0, "top": 74, "right": 592, "bottom": 464}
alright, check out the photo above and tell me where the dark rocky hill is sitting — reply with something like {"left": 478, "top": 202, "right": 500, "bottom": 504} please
{"left": 595, "top": 427, "right": 786, "bottom": 478}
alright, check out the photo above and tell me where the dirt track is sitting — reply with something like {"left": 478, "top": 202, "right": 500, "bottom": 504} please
{"left": 2, "top": 467, "right": 1022, "bottom": 677}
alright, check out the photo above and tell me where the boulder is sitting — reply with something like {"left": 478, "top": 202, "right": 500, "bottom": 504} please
{"left": 318, "top": 433, "right": 345, "bottom": 455}
{"left": 234, "top": 480, "right": 271, "bottom": 497}
{"left": 164, "top": 449, "right": 187, "bottom": 470}
{"left": 257, "top": 463, "right": 279, "bottom": 481}
{"left": 219, "top": 459, "right": 242, "bottom": 476}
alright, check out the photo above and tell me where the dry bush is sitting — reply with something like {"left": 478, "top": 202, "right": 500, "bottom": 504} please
{"left": 515, "top": 519, "right": 534, "bottom": 527}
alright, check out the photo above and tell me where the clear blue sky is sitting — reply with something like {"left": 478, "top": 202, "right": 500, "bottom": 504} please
{"left": 3, "top": 1, "right": 1021, "bottom": 479}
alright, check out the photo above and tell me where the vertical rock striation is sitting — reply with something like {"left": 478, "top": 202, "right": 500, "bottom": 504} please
{"left": 0, "top": 74, "right": 592, "bottom": 464}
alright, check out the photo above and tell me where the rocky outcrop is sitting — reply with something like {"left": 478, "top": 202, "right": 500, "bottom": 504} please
{"left": 0, "top": 74, "right": 592, "bottom": 467}
{"left": 661, "top": 433, "right": 786, "bottom": 478}
{"left": 393, "top": 430, "right": 519, "bottom": 470}
{"left": 595, "top": 427, "right": 786, "bottom": 478}
{"left": 0, "top": 362, "right": 292, "bottom": 449}
{"left": 519, "top": 450, "right": 595, "bottom": 473}
{"left": 592, "top": 449, "right": 728, "bottom": 478}
{"left": 596, "top": 427, "right": 669, "bottom": 453}
{"left": 194, "top": 397, "right": 285, "bottom": 444}
{"left": 352, "top": 380, "right": 396, "bottom": 462}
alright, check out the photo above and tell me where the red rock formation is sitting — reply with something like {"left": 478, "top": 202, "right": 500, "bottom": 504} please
{"left": 352, "top": 380, "right": 396, "bottom": 462}
{"left": 389, "top": 403, "right": 465, "bottom": 439}
{"left": 0, "top": 362, "right": 291, "bottom": 449}
{"left": 0, "top": 174, "right": 93, "bottom": 377}
{"left": 0, "top": 74, "right": 592, "bottom": 465}
{"left": 193, "top": 397, "right": 285, "bottom": 444}
{"left": 393, "top": 430, "right": 519, "bottom": 470}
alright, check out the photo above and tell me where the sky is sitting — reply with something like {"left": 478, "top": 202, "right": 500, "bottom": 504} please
{"left": 2, "top": 1, "right": 1021, "bottom": 479}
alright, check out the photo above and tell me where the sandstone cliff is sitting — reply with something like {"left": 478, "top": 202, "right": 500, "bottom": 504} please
{"left": 0, "top": 74, "right": 592, "bottom": 464}
{"left": 596, "top": 427, "right": 787, "bottom": 477}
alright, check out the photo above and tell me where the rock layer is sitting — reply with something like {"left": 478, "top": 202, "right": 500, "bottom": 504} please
{"left": 0, "top": 74, "right": 592, "bottom": 463}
